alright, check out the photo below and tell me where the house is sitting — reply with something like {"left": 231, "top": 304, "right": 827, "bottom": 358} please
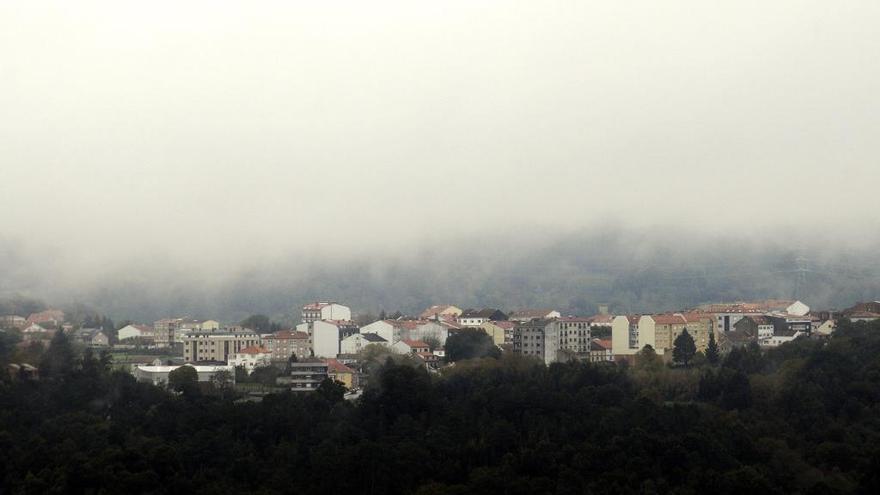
{"left": 277, "top": 360, "right": 330, "bottom": 392}
{"left": 7, "top": 363, "right": 39, "bottom": 381}
{"left": 589, "top": 339, "right": 613, "bottom": 363}
{"left": 133, "top": 364, "right": 235, "bottom": 386}
{"left": 587, "top": 314, "right": 615, "bottom": 329}
{"left": 118, "top": 324, "right": 155, "bottom": 341}
{"left": 22, "top": 323, "right": 48, "bottom": 334}
{"left": 71, "top": 328, "right": 109, "bottom": 347}
{"left": 814, "top": 320, "right": 835, "bottom": 337}
{"left": 262, "top": 330, "right": 311, "bottom": 361}
{"left": 181, "top": 329, "right": 261, "bottom": 363}
{"left": 301, "top": 302, "right": 351, "bottom": 323}
{"left": 419, "top": 305, "right": 463, "bottom": 319}
{"left": 340, "top": 332, "right": 389, "bottom": 354}
{"left": 361, "top": 319, "right": 448, "bottom": 345}
{"left": 325, "top": 358, "right": 358, "bottom": 389}
{"left": 310, "top": 320, "right": 359, "bottom": 358}
{"left": 508, "top": 309, "right": 561, "bottom": 323}
{"left": 393, "top": 339, "right": 431, "bottom": 355}
{"left": 1, "top": 315, "right": 27, "bottom": 329}
{"left": 26, "top": 309, "right": 65, "bottom": 327}
{"left": 480, "top": 320, "right": 515, "bottom": 345}
{"left": 457, "top": 309, "right": 508, "bottom": 327}
{"left": 228, "top": 346, "right": 272, "bottom": 373}
{"left": 177, "top": 319, "right": 221, "bottom": 339}
{"left": 841, "top": 302, "right": 880, "bottom": 322}
{"left": 415, "top": 352, "right": 441, "bottom": 368}
{"left": 733, "top": 315, "right": 775, "bottom": 340}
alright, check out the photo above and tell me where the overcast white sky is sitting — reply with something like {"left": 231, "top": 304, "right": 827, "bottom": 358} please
{"left": 2, "top": 1, "right": 879, "bottom": 270}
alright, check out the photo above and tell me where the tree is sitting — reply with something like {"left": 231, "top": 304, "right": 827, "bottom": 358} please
{"left": 635, "top": 344, "right": 664, "bottom": 372}
{"left": 445, "top": 329, "right": 501, "bottom": 362}
{"left": 673, "top": 329, "right": 697, "bottom": 367}
{"left": 40, "top": 330, "right": 75, "bottom": 379}
{"left": 706, "top": 331, "right": 720, "bottom": 365}
{"left": 210, "top": 369, "right": 234, "bottom": 398}
{"left": 240, "top": 314, "right": 273, "bottom": 333}
{"left": 168, "top": 365, "right": 199, "bottom": 396}
{"left": 423, "top": 336, "right": 441, "bottom": 352}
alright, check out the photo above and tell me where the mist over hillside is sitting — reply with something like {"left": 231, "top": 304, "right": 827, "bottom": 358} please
{"left": 3, "top": 229, "right": 878, "bottom": 325}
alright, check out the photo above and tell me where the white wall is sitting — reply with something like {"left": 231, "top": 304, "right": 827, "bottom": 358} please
{"left": 361, "top": 321, "right": 395, "bottom": 342}
{"left": 321, "top": 304, "right": 352, "bottom": 321}
{"left": 312, "top": 320, "right": 341, "bottom": 358}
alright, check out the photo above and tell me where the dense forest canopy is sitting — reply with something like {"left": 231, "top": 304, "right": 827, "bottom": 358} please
{"left": 1, "top": 319, "right": 879, "bottom": 493}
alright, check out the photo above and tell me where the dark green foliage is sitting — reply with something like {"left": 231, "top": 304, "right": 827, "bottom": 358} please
{"left": 240, "top": 314, "right": 281, "bottom": 333}
{"left": 706, "top": 331, "right": 720, "bottom": 364}
{"left": 1, "top": 320, "right": 880, "bottom": 494}
{"left": 39, "top": 331, "right": 75, "bottom": 378}
{"left": 673, "top": 329, "right": 697, "bottom": 367}
{"left": 445, "top": 329, "right": 501, "bottom": 362}
{"left": 167, "top": 365, "right": 199, "bottom": 396}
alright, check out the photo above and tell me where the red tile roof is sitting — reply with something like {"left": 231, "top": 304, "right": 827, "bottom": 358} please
{"left": 402, "top": 339, "right": 429, "bottom": 348}
{"left": 325, "top": 358, "right": 355, "bottom": 374}
{"left": 238, "top": 346, "right": 269, "bottom": 355}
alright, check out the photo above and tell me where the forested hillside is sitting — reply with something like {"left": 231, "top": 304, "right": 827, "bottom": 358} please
{"left": 3, "top": 232, "right": 879, "bottom": 324}
{"left": 2, "top": 319, "right": 879, "bottom": 493}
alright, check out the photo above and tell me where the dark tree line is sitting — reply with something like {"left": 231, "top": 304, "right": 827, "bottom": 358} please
{"left": 1, "top": 319, "right": 880, "bottom": 493}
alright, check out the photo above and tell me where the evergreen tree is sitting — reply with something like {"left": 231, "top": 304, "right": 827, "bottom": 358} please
{"left": 706, "top": 331, "right": 720, "bottom": 364}
{"left": 673, "top": 329, "right": 697, "bottom": 367}
{"left": 40, "top": 330, "right": 75, "bottom": 379}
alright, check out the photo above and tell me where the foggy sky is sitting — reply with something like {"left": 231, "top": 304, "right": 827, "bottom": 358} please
{"left": 2, "top": 1, "right": 880, "bottom": 280}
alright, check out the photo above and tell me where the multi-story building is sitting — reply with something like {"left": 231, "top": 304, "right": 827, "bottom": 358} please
{"left": 307, "top": 320, "right": 359, "bottom": 358}
{"left": 611, "top": 315, "right": 642, "bottom": 356}
{"left": 513, "top": 318, "right": 591, "bottom": 365}
{"left": 262, "top": 330, "right": 311, "bottom": 361}
{"left": 181, "top": 329, "right": 261, "bottom": 363}
{"left": 277, "top": 360, "right": 330, "bottom": 392}
{"left": 301, "top": 302, "right": 351, "bottom": 324}
{"left": 480, "top": 320, "right": 515, "bottom": 345}
{"left": 0, "top": 315, "right": 27, "bottom": 329}
{"left": 154, "top": 318, "right": 184, "bottom": 347}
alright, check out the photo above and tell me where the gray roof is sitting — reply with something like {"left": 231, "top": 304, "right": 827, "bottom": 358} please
{"left": 361, "top": 333, "right": 387, "bottom": 342}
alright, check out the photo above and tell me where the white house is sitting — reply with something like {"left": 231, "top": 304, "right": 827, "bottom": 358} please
{"left": 340, "top": 333, "right": 389, "bottom": 354}
{"left": 22, "top": 323, "right": 47, "bottom": 334}
{"left": 301, "top": 302, "right": 352, "bottom": 323}
{"left": 393, "top": 339, "right": 431, "bottom": 355}
{"left": 228, "top": 346, "right": 272, "bottom": 373}
{"left": 361, "top": 319, "right": 449, "bottom": 344}
{"left": 118, "top": 324, "right": 155, "bottom": 341}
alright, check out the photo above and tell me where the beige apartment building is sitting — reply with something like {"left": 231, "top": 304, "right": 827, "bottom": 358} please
{"left": 182, "top": 330, "right": 261, "bottom": 363}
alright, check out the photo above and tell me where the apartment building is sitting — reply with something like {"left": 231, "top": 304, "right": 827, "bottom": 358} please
{"left": 182, "top": 330, "right": 261, "bottom": 363}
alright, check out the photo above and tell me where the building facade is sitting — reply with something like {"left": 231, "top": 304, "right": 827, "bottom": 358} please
{"left": 182, "top": 330, "right": 261, "bottom": 363}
